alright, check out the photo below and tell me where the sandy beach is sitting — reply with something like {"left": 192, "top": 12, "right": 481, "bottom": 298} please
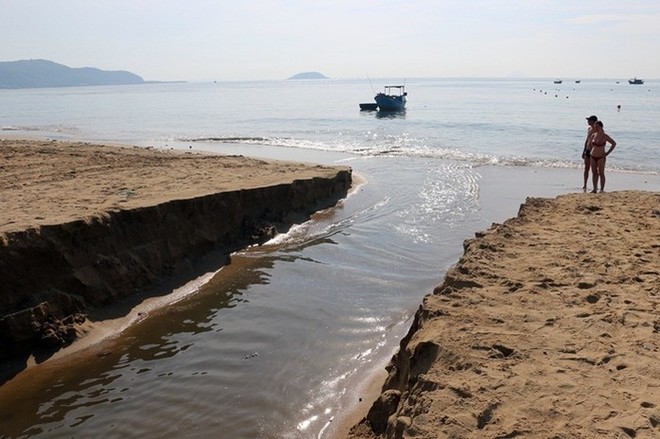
{"left": 0, "top": 138, "right": 346, "bottom": 234}
{"left": 347, "top": 190, "right": 659, "bottom": 438}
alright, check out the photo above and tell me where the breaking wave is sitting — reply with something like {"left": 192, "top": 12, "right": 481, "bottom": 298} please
{"left": 180, "top": 135, "right": 657, "bottom": 175}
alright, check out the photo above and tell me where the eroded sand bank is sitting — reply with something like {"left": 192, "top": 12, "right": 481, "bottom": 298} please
{"left": 0, "top": 139, "right": 351, "bottom": 365}
{"left": 348, "top": 190, "right": 659, "bottom": 439}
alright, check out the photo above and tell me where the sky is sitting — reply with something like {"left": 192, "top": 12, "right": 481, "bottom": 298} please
{"left": 1, "top": 0, "right": 659, "bottom": 82}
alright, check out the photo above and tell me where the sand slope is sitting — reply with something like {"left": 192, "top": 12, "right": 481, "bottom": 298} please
{"left": 349, "top": 191, "right": 659, "bottom": 439}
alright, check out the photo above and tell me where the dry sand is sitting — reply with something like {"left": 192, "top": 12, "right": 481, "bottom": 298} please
{"left": 0, "top": 138, "right": 344, "bottom": 234}
{"left": 348, "top": 190, "right": 659, "bottom": 439}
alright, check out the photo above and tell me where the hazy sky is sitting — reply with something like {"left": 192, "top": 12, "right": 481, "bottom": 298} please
{"left": 2, "top": 0, "right": 659, "bottom": 81}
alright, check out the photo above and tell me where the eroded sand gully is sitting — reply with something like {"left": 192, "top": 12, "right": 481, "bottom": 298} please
{"left": 1, "top": 138, "right": 351, "bottom": 367}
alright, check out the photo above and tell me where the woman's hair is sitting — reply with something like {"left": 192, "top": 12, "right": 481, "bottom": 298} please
{"left": 595, "top": 121, "right": 604, "bottom": 127}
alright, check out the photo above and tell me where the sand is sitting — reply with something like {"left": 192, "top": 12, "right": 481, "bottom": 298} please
{"left": 0, "top": 138, "right": 344, "bottom": 234}
{"left": 346, "top": 190, "right": 659, "bottom": 438}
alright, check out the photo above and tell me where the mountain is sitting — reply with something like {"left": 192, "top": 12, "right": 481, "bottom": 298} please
{"left": 0, "top": 59, "right": 146, "bottom": 89}
{"left": 288, "top": 71, "right": 329, "bottom": 80}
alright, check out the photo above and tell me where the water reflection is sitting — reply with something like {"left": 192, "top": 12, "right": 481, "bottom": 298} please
{"left": 0, "top": 250, "right": 286, "bottom": 438}
{"left": 376, "top": 109, "right": 406, "bottom": 119}
{"left": 358, "top": 108, "right": 407, "bottom": 119}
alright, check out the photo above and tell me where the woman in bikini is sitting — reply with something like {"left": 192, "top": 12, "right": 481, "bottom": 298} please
{"left": 582, "top": 115, "right": 598, "bottom": 190}
{"left": 589, "top": 121, "right": 616, "bottom": 193}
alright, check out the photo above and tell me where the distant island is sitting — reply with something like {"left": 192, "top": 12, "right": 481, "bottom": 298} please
{"left": 0, "top": 59, "right": 150, "bottom": 89}
{"left": 288, "top": 72, "right": 329, "bottom": 80}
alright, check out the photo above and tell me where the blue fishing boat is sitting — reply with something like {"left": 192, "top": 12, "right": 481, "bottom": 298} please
{"left": 628, "top": 78, "right": 644, "bottom": 85}
{"left": 374, "top": 85, "right": 407, "bottom": 111}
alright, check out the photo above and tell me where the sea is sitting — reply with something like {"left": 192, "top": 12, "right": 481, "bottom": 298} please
{"left": 1, "top": 78, "right": 659, "bottom": 439}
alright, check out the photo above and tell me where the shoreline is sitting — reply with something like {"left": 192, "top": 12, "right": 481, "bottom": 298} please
{"left": 345, "top": 190, "right": 660, "bottom": 438}
{"left": 0, "top": 138, "right": 352, "bottom": 374}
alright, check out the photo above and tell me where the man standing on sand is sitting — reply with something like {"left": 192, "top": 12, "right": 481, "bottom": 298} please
{"left": 582, "top": 115, "right": 598, "bottom": 190}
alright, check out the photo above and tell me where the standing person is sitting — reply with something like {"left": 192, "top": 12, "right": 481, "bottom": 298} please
{"left": 582, "top": 115, "right": 598, "bottom": 190}
{"left": 589, "top": 120, "right": 616, "bottom": 193}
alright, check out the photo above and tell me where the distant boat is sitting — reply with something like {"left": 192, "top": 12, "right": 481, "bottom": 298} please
{"left": 575, "top": 80, "right": 581, "bottom": 83}
{"left": 374, "top": 85, "right": 407, "bottom": 111}
{"left": 628, "top": 78, "right": 644, "bottom": 85}
{"left": 554, "top": 79, "right": 562, "bottom": 84}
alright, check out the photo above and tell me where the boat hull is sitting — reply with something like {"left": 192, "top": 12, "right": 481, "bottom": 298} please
{"left": 374, "top": 94, "right": 406, "bottom": 111}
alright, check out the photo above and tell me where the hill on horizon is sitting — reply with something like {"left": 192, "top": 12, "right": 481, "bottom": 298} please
{"left": 0, "top": 59, "right": 147, "bottom": 89}
{"left": 288, "top": 71, "right": 329, "bottom": 80}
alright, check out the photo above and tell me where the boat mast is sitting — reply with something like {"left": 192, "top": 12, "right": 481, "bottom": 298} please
{"left": 367, "top": 75, "right": 376, "bottom": 95}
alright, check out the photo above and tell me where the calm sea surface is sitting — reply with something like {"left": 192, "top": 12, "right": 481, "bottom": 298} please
{"left": 1, "top": 78, "right": 659, "bottom": 439}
